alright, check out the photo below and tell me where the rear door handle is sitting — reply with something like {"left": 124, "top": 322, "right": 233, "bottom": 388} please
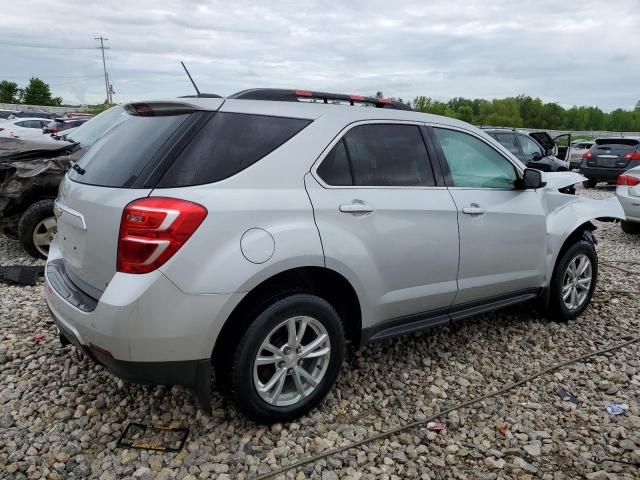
{"left": 462, "top": 204, "right": 486, "bottom": 215}
{"left": 339, "top": 201, "right": 375, "bottom": 214}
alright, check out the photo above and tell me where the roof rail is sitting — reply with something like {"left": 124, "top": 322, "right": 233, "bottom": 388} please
{"left": 179, "top": 93, "right": 223, "bottom": 98}
{"left": 227, "top": 88, "right": 413, "bottom": 111}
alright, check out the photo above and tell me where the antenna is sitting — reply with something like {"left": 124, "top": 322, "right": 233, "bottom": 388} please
{"left": 181, "top": 61, "right": 200, "bottom": 96}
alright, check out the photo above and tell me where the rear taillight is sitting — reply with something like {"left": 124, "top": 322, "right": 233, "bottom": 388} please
{"left": 117, "top": 197, "right": 207, "bottom": 274}
{"left": 582, "top": 151, "right": 592, "bottom": 159}
{"left": 617, "top": 174, "right": 640, "bottom": 186}
{"left": 623, "top": 152, "right": 640, "bottom": 161}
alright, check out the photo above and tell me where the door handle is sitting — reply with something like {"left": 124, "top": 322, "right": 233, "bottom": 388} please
{"left": 462, "top": 204, "right": 486, "bottom": 215}
{"left": 339, "top": 201, "right": 375, "bottom": 214}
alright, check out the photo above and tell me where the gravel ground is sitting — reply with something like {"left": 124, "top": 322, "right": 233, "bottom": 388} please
{"left": 1, "top": 186, "right": 639, "bottom": 480}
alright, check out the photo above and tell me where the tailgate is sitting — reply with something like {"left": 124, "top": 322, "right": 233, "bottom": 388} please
{"left": 588, "top": 139, "right": 639, "bottom": 168}
{"left": 56, "top": 178, "right": 151, "bottom": 297}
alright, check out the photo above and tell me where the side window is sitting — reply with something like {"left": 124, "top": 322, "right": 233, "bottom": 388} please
{"left": 15, "top": 121, "right": 28, "bottom": 128}
{"left": 493, "top": 133, "right": 520, "bottom": 155}
{"left": 343, "top": 124, "right": 435, "bottom": 186}
{"left": 317, "top": 139, "right": 353, "bottom": 186}
{"left": 159, "top": 113, "right": 311, "bottom": 187}
{"left": 433, "top": 128, "right": 518, "bottom": 189}
{"left": 519, "top": 135, "right": 543, "bottom": 156}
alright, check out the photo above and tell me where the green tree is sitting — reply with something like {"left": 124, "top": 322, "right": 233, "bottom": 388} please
{"left": 0, "top": 80, "right": 20, "bottom": 103}
{"left": 22, "top": 77, "right": 62, "bottom": 106}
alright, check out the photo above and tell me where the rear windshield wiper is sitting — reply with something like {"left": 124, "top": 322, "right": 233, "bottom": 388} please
{"left": 70, "top": 162, "right": 86, "bottom": 175}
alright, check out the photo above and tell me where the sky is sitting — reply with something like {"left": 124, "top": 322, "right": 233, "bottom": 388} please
{"left": 1, "top": 0, "right": 639, "bottom": 111}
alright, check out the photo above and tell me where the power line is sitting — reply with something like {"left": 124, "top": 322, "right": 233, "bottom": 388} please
{"left": 0, "top": 40, "right": 94, "bottom": 50}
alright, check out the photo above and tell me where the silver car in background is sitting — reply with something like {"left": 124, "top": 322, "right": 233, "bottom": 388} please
{"left": 616, "top": 166, "right": 640, "bottom": 233}
{"left": 44, "top": 89, "right": 624, "bottom": 423}
{"left": 569, "top": 140, "right": 594, "bottom": 169}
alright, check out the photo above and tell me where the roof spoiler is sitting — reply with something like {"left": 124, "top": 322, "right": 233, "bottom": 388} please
{"left": 228, "top": 88, "right": 413, "bottom": 111}
{"left": 123, "top": 101, "right": 204, "bottom": 117}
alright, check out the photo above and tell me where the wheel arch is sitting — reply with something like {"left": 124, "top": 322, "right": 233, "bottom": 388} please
{"left": 212, "top": 266, "right": 362, "bottom": 382}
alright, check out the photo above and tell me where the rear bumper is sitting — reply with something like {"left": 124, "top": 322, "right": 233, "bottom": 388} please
{"left": 616, "top": 186, "right": 640, "bottom": 223}
{"left": 44, "top": 237, "right": 245, "bottom": 384}
{"left": 580, "top": 161, "right": 640, "bottom": 182}
{"left": 579, "top": 166, "right": 625, "bottom": 182}
{"left": 49, "top": 302, "right": 210, "bottom": 388}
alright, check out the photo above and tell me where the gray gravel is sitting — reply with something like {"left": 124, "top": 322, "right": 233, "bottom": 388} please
{"left": 1, "top": 185, "right": 639, "bottom": 479}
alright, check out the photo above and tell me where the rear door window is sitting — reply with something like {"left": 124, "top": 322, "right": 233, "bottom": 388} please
{"left": 519, "top": 135, "right": 543, "bottom": 156}
{"left": 493, "top": 133, "right": 520, "bottom": 155}
{"left": 317, "top": 124, "right": 435, "bottom": 187}
{"left": 158, "top": 113, "right": 311, "bottom": 187}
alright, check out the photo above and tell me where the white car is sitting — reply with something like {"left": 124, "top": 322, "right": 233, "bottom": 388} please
{"left": 0, "top": 118, "right": 52, "bottom": 140}
{"left": 616, "top": 166, "right": 640, "bottom": 233}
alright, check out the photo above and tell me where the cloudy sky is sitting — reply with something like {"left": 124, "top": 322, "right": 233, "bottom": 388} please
{"left": 1, "top": 0, "right": 639, "bottom": 110}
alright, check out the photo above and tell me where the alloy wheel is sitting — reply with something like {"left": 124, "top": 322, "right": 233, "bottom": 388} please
{"left": 253, "top": 316, "right": 331, "bottom": 407}
{"left": 562, "top": 254, "right": 592, "bottom": 310}
{"left": 32, "top": 216, "right": 57, "bottom": 257}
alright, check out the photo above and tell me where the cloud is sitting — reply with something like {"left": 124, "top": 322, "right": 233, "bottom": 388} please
{"left": 0, "top": 0, "right": 638, "bottom": 110}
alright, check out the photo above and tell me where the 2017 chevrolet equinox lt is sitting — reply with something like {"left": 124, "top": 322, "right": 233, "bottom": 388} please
{"left": 44, "top": 89, "right": 624, "bottom": 422}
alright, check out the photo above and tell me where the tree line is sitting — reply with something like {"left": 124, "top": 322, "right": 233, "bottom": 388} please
{"left": 410, "top": 95, "right": 640, "bottom": 132}
{"left": 0, "top": 78, "right": 62, "bottom": 106}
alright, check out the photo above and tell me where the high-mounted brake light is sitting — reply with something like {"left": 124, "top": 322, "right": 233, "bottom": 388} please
{"left": 295, "top": 90, "right": 313, "bottom": 97}
{"left": 623, "top": 151, "right": 640, "bottom": 161}
{"left": 617, "top": 174, "right": 640, "bottom": 187}
{"left": 350, "top": 95, "right": 365, "bottom": 101}
{"left": 582, "top": 151, "right": 593, "bottom": 159}
{"left": 117, "top": 197, "right": 207, "bottom": 274}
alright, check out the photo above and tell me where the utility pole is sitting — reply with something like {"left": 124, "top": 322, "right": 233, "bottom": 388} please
{"left": 95, "top": 36, "right": 111, "bottom": 104}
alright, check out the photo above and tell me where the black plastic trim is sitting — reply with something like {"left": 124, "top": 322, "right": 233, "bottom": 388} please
{"left": 361, "top": 288, "right": 541, "bottom": 344}
{"left": 47, "top": 303, "right": 213, "bottom": 409}
{"left": 46, "top": 259, "right": 98, "bottom": 312}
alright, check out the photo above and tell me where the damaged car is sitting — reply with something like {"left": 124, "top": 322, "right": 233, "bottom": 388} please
{"left": 44, "top": 90, "right": 624, "bottom": 422}
{"left": 0, "top": 106, "right": 125, "bottom": 258}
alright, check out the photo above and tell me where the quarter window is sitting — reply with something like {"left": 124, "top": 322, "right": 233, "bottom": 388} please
{"left": 433, "top": 128, "right": 517, "bottom": 189}
{"left": 317, "top": 124, "right": 435, "bottom": 187}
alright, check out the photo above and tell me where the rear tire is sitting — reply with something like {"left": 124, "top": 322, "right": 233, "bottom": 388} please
{"left": 18, "top": 199, "right": 56, "bottom": 259}
{"left": 582, "top": 179, "right": 598, "bottom": 188}
{"left": 547, "top": 240, "right": 597, "bottom": 321}
{"left": 226, "top": 294, "right": 345, "bottom": 423}
{"left": 621, "top": 221, "right": 640, "bottom": 234}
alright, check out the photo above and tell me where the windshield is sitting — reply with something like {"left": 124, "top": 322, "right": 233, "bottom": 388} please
{"left": 66, "top": 106, "right": 127, "bottom": 147}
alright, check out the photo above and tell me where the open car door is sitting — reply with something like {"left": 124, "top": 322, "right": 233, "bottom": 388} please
{"left": 553, "top": 133, "right": 572, "bottom": 161}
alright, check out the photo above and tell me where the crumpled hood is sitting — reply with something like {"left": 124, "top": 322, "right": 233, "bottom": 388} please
{"left": 542, "top": 171, "right": 587, "bottom": 190}
{"left": 540, "top": 171, "right": 625, "bottom": 221}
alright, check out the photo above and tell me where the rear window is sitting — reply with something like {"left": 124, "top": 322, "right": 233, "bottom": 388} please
{"left": 595, "top": 138, "right": 640, "bottom": 147}
{"left": 157, "top": 113, "right": 311, "bottom": 187}
{"left": 68, "top": 112, "right": 189, "bottom": 187}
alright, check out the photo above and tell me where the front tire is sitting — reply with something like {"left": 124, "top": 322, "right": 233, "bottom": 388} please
{"left": 227, "top": 294, "right": 345, "bottom": 423}
{"left": 18, "top": 199, "right": 56, "bottom": 259}
{"left": 621, "top": 221, "right": 640, "bottom": 234}
{"left": 548, "top": 240, "right": 597, "bottom": 321}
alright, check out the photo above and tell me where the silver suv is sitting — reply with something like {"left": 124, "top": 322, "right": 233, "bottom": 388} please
{"left": 45, "top": 89, "right": 624, "bottom": 422}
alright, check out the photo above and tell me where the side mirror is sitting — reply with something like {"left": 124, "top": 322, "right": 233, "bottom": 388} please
{"left": 532, "top": 151, "right": 543, "bottom": 161}
{"left": 518, "top": 168, "right": 547, "bottom": 189}
{"left": 544, "top": 148, "right": 554, "bottom": 157}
